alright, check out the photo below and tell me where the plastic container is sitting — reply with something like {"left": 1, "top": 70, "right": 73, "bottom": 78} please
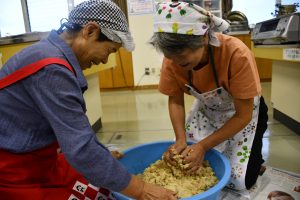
{"left": 114, "top": 141, "right": 231, "bottom": 200}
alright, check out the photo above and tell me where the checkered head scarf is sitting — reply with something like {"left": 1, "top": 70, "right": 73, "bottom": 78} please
{"left": 67, "top": 0, "right": 135, "bottom": 51}
{"left": 154, "top": 1, "right": 229, "bottom": 46}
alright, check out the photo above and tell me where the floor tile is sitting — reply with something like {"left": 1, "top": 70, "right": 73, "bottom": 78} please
{"left": 108, "top": 130, "right": 175, "bottom": 144}
{"left": 262, "top": 135, "right": 300, "bottom": 173}
{"left": 95, "top": 131, "right": 115, "bottom": 144}
{"left": 98, "top": 82, "right": 300, "bottom": 175}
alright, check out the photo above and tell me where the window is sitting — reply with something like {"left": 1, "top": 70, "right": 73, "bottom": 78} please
{"left": 0, "top": 0, "right": 25, "bottom": 36}
{"left": 27, "top": 0, "right": 69, "bottom": 32}
{"left": 232, "top": 0, "right": 300, "bottom": 25}
{"left": 0, "top": 0, "right": 84, "bottom": 37}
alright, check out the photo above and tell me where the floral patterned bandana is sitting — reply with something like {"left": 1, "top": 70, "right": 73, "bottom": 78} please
{"left": 153, "top": 1, "right": 229, "bottom": 46}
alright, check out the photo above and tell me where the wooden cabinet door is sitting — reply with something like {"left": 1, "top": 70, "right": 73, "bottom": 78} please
{"left": 99, "top": 48, "right": 134, "bottom": 89}
{"left": 234, "top": 34, "right": 272, "bottom": 81}
{"left": 98, "top": 0, "right": 134, "bottom": 89}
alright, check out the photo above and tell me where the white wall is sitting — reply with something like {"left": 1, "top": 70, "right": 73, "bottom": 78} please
{"left": 128, "top": 14, "right": 163, "bottom": 86}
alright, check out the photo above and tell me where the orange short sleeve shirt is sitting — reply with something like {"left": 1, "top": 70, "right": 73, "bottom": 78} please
{"left": 158, "top": 33, "right": 261, "bottom": 99}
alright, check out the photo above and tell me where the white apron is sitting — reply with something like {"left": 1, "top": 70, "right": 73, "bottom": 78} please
{"left": 185, "top": 84, "right": 260, "bottom": 190}
{"left": 184, "top": 45, "right": 261, "bottom": 190}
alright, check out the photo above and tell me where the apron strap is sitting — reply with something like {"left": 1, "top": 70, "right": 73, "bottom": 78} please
{"left": 0, "top": 58, "right": 75, "bottom": 90}
{"left": 208, "top": 45, "right": 221, "bottom": 89}
{"left": 188, "top": 70, "right": 193, "bottom": 86}
{"left": 187, "top": 45, "right": 222, "bottom": 94}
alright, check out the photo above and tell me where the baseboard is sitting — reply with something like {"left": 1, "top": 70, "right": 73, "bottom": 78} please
{"left": 92, "top": 117, "right": 102, "bottom": 133}
{"left": 100, "top": 87, "right": 133, "bottom": 92}
{"left": 100, "top": 84, "right": 159, "bottom": 91}
{"left": 260, "top": 78, "right": 272, "bottom": 82}
{"left": 273, "top": 109, "right": 300, "bottom": 135}
{"left": 133, "top": 84, "right": 158, "bottom": 90}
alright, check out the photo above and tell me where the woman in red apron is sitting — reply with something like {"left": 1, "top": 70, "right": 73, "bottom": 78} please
{"left": 150, "top": 1, "right": 268, "bottom": 196}
{"left": 0, "top": 1, "right": 177, "bottom": 200}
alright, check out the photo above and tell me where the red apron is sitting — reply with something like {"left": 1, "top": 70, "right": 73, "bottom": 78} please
{"left": 0, "top": 58, "right": 115, "bottom": 200}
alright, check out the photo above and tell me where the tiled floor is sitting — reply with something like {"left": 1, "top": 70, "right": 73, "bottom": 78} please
{"left": 96, "top": 82, "right": 300, "bottom": 174}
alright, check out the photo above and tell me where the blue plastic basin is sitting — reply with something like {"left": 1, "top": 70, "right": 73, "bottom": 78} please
{"left": 113, "top": 141, "right": 231, "bottom": 200}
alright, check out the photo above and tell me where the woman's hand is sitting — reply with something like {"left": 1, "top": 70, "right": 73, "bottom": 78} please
{"left": 181, "top": 143, "right": 206, "bottom": 174}
{"left": 163, "top": 140, "right": 187, "bottom": 166}
{"left": 138, "top": 182, "right": 178, "bottom": 200}
{"left": 121, "top": 176, "right": 177, "bottom": 200}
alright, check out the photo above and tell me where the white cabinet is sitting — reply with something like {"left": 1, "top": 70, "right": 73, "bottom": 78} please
{"left": 184, "top": 0, "right": 222, "bottom": 18}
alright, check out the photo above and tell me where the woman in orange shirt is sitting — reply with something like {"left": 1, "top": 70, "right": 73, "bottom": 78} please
{"left": 151, "top": 1, "right": 268, "bottom": 191}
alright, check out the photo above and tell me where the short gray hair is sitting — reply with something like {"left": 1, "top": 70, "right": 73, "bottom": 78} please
{"left": 149, "top": 32, "right": 205, "bottom": 57}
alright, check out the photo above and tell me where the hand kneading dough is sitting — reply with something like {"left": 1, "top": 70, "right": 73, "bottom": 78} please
{"left": 139, "top": 154, "right": 218, "bottom": 198}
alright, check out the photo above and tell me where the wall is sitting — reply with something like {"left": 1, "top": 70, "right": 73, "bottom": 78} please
{"left": 128, "top": 14, "right": 163, "bottom": 86}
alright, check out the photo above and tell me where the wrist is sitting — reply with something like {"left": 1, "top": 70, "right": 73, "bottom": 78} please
{"left": 176, "top": 135, "right": 186, "bottom": 143}
{"left": 136, "top": 179, "right": 145, "bottom": 199}
{"left": 197, "top": 141, "right": 208, "bottom": 152}
{"left": 121, "top": 175, "right": 144, "bottom": 199}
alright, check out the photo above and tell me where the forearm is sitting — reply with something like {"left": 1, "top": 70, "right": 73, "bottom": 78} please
{"left": 121, "top": 175, "right": 144, "bottom": 199}
{"left": 198, "top": 114, "right": 251, "bottom": 151}
{"left": 169, "top": 94, "right": 186, "bottom": 142}
{"left": 60, "top": 133, "right": 131, "bottom": 191}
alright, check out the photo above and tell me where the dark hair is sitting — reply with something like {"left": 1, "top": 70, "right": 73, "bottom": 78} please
{"left": 57, "top": 22, "right": 112, "bottom": 42}
{"left": 267, "top": 190, "right": 295, "bottom": 200}
{"left": 149, "top": 32, "right": 206, "bottom": 57}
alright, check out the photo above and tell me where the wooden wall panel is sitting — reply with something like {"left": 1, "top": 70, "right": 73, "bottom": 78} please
{"left": 255, "top": 58, "right": 272, "bottom": 80}
{"left": 112, "top": 0, "right": 128, "bottom": 19}
{"left": 99, "top": 49, "right": 134, "bottom": 89}
{"left": 99, "top": 67, "right": 114, "bottom": 88}
{"left": 98, "top": 0, "right": 135, "bottom": 89}
{"left": 234, "top": 34, "right": 272, "bottom": 81}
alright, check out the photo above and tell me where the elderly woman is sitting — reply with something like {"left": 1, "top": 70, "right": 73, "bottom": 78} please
{"left": 151, "top": 1, "right": 268, "bottom": 192}
{"left": 0, "top": 0, "right": 177, "bottom": 200}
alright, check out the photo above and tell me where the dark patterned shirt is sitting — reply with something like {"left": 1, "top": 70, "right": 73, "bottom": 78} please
{"left": 0, "top": 30, "right": 131, "bottom": 191}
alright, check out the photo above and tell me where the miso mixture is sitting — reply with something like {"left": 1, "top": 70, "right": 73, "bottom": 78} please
{"left": 139, "top": 155, "right": 218, "bottom": 198}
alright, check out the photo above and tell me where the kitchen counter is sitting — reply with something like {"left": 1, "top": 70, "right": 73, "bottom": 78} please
{"left": 225, "top": 30, "right": 250, "bottom": 36}
{"left": 0, "top": 32, "right": 49, "bottom": 46}
{"left": 251, "top": 44, "right": 300, "bottom": 61}
{"left": 252, "top": 44, "right": 300, "bottom": 133}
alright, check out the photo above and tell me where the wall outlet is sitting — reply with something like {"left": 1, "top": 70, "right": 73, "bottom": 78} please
{"left": 145, "top": 67, "right": 150, "bottom": 75}
{"left": 151, "top": 67, "right": 156, "bottom": 75}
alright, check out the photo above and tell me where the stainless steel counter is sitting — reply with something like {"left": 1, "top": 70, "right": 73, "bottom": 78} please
{"left": 0, "top": 32, "right": 49, "bottom": 46}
